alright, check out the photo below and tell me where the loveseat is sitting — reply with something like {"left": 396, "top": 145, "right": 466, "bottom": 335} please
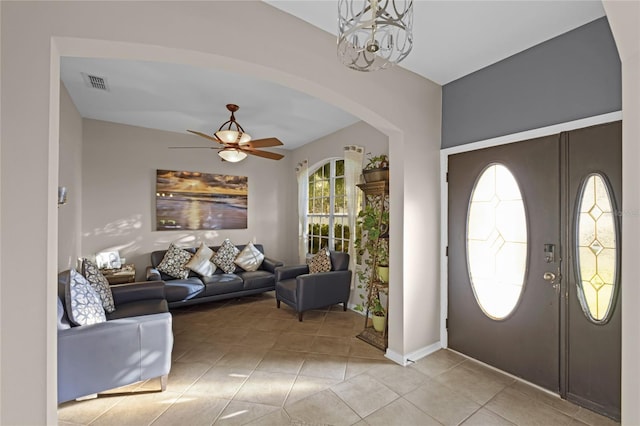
{"left": 146, "top": 243, "right": 283, "bottom": 308}
{"left": 57, "top": 270, "right": 173, "bottom": 404}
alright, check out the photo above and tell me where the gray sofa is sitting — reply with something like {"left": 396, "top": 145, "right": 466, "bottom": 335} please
{"left": 57, "top": 271, "right": 173, "bottom": 404}
{"left": 146, "top": 243, "right": 283, "bottom": 308}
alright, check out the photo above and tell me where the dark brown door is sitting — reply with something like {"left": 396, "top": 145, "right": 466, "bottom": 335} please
{"left": 447, "top": 122, "right": 621, "bottom": 420}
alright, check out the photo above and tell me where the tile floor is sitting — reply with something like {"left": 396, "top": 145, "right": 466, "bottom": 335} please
{"left": 58, "top": 292, "right": 620, "bottom": 426}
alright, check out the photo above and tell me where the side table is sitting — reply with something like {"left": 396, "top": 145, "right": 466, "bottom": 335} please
{"left": 100, "top": 264, "right": 136, "bottom": 285}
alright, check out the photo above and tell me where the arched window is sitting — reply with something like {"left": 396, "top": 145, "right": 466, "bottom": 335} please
{"left": 307, "top": 159, "right": 350, "bottom": 254}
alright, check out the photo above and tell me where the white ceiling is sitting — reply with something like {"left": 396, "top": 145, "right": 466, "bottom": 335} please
{"left": 60, "top": 1, "right": 605, "bottom": 151}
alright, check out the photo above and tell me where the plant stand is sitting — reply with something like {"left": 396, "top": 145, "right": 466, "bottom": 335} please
{"left": 355, "top": 180, "right": 389, "bottom": 351}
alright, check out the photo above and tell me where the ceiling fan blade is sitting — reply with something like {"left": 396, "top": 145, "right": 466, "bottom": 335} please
{"left": 187, "top": 130, "right": 222, "bottom": 145}
{"left": 169, "top": 146, "right": 216, "bottom": 149}
{"left": 244, "top": 149, "right": 284, "bottom": 160}
{"left": 247, "top": 137, "right": 283, "bottom": 148}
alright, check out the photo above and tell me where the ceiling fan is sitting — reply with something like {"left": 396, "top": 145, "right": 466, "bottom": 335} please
{"left": 170, "top": 104, "right": 285, "bottom": 162}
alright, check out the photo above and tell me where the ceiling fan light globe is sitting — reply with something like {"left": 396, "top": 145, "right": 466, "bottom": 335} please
{"left": 218, "top": 148, "right": 247, "bottom": 162}
{"left": 216, "top": 130, "right": 242, "bottom": 144}
{"left": 238, "top": 132, "right": 252, "bottom": 145}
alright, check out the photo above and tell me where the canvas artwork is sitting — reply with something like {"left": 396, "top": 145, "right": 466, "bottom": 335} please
{"left": 156, "top": 169, "right": 248, "bottom": 231}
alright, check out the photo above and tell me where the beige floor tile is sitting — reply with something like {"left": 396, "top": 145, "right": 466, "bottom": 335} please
{"left": 345, "top": 356, "right": 391, "bottom": 380}
{"left": 409, "top": 349, "right": 466, "bottom": 378}
{"left": 435, "top": 362, "right": 512, "bottom": 405}
{"left": 282, "top": 319, "right": 323, "bottom": 335}
{"left": 364, "top": 397, "right": 441, "bottom": 426}
{"left": 256, "top": 350, "right": 306, "bottom": 375}
{"left": 58, "top": 395, "right": 125, "bottom": 425}
{"left": 284, "top": 389, "right": 361, "bottom": 426}
{"left": 570, "top": 419, "right": 592, "bottom": 426}
{"left": 236, "top": 329, "right": 281, "bottom": 349}
{"left": 404, "top": 379, "right": 481, "bottom": 426}
{"left": 89, "top": 390, "right": 180, "bottom": 426}
{"left": 175, "top": 341, "right": 229, "bottom": 365}
{"left": 150, "top": 394, "right": 229, "bottom": 426}
{"left": 309, "top": 335, "right": 352, "bottom": 356}
{"left": 573, "top": 406, "right": 620, "bottom": 426}
{"left": 244, "top": 408, "right": 292, "bottom": 425}
{"left": 331, "top": 373, "right": 399, "bottom": 418}
{"left": 233, "top": 370, "right": 297, "bottom": 406}
{"left": 284, "top": 375, "right": 342, "bottom": 407}
{"left": 170, "top": 335, "right": 201, "bottom": 361}
{"left": 486, "top": 387, "right": 573, "bottom": 426}
{"left": 273, "top": 332, "right": 316, "bottom": 352}
{"left": 316, "top": 321, "right": 361, "bottom": 338}
{"left": 371, "top": 363, "right": 429, "bottom": 395}
{"left": 204, "top": 327, "right": 251, "bottom": 345}
{"left": 156, "top": 360, "right": 211, "bottom": 393}
{"left": 461, "top": 408, "right": 515, "bottom": 425}
{"left": 297, "top": 309, "right": 328, "bottom": 322}
{"left": 214, "top": 400, "right": 280, "bottom": 425}
{"left": 299, "top": 354, "right": 348, "bottom": 380}
{"left": 215, "top": 345, "right": 268, "bottom": 369}
{"left": 252, "top": 317, "right": 296, "bottom": 332}
{"left": 58, "top": 420, "right": 84, "bottom": 426}
{"left": 348, "top": 337, "right": 387, "bottom": 360}
{"left": 186, "top": 366, "right": 252, "bottom": 399}
{"left": 510, "top": 380, "right": 580, "bottom": 417}
{"left": 458, "top": 359, "right": 515, "bottom": 386}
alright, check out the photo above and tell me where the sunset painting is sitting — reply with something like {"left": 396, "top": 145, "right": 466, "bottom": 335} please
{"left": 156, "top": 169, "right": 248, "bottom": 231}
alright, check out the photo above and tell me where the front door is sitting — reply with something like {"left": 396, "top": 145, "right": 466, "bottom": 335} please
{"left": 447, "top": 121, "right": 621, "bottom": 419}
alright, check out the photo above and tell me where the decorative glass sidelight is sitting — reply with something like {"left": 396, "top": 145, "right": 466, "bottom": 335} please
{"left": 467, "top": 164, "right": 528, "bottom": 320}
{"left": 575, "top": 174, "right": 619, "bottom": 323}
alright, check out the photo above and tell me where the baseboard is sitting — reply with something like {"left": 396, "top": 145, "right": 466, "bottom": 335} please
{"left": 385, "top": 341, "right": 442, "bottom": 366}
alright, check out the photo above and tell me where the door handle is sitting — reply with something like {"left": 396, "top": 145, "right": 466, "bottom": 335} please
{"left": 543, "top": 268, "right": 561, "bottom": 292}
{"left": 543, "top": 272, "right": 556, "bottom": 282}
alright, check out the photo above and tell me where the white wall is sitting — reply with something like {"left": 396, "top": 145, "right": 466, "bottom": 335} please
{"left": 602, "top": 1, "right": 640, "bottom": 423}
{"left": 58, "top": 83, "right": 83, "bottom": 271}
{"left": 81, "top": 118, "right": 292, "bottom": 278}
{"left": 0, "top": 2, "right": 440, "bottom": 423}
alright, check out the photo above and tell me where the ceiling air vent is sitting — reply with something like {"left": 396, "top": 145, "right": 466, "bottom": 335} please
{"left": 81, "top": 73, "right": 110, "bottom": 91}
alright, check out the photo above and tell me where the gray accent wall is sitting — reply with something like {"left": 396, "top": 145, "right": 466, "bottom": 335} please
{"left": 442, "top": 17, "right": 621, "bottom": 148}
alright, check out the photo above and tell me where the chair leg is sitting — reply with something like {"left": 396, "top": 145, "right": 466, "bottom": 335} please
{"left": 298, "top": 311, "right": 303, "bottom": 322}
{"left": 343, "top": 302, "right": 347, "bottom": 311}
{"left": 277, "top": 299, "right": 281, "bottom": 309}
{"left": 160, "top": 374, "right": 168, "bottom": 392}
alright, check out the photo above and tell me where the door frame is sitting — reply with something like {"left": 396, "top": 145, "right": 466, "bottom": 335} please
{"left": 439, "top": 111, "right": 622, "bottom": 349}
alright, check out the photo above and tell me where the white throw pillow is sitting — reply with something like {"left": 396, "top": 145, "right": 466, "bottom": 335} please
{"left": 66, "top": 269, "right": 107, "bottom": 326}
{"left": 185, "top": 242, "right": 217, "bottom": 277}
{"left": 234, "top": 242, "right": 265, "bottom": 272}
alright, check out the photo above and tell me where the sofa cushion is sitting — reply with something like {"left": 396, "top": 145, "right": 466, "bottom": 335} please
{"left": 201, "top": 274, "right": 244, "bottom": 296}
{"left": 234, "top": 242, "right": 265, "bottom": 272}
{"left": 237, "top": 270, "right": 276, "bottom": 290}
{"left": 157, "top": 243, "right": 193, "bottom": 279}
{"left": 66, "top": 269, "right": 107, "bottom": 326}
{"left": 163, "top": 278, "right": 205, "bottom": 302}
{"left": 106, "top": 299, "right": 169, "bottom": 320}
{"left": 212, "top": 239, "right": 240, "bottom": 274}
{"left": 185, "top": 243, "right": 217, "bottom": 277}
{"left": 57, "top": 297, "right": 71, "bottom": 330}
{"left": 81, "top": 258, "right": 116, "bottom": 313}
{"left": 308, "top": 250, "right": 331, "bottom": 274}
{"left": 275, "top": 279, "right": 297, "bottom": 304}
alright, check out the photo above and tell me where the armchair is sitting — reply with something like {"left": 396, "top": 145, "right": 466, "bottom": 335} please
{"left": 275, "top": 251, "right": 352, "bottom": 321}
{"left": 57, "top": 271, "right": 173, "bottom": 404}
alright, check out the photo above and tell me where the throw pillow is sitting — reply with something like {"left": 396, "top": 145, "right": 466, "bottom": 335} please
{"left": 81, "top": 258, "right": 116, "bottom": 313}
{"left": 212, "top": 238, "right": 240, "bottom": 274}
{"left": 157, "top": 243, "right": 193, "bottom": 279}
{"left": 308, "top": 250, "right": 332, "bottom": 274}
{"left": 185, "top": 242, "right": 217, "bottom": 277}
{"left": 65, "top": 269, "right": 107, "bottom": 326}
{"left": 234, "top": 242, "right": 265, "bottom": 272}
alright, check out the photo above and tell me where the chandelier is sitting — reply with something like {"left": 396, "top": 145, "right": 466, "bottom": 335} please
{"left": 337, "top": 0, "right": 413, "bottom": 72}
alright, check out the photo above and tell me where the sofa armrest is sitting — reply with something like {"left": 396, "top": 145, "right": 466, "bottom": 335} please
{"left": 146, "top": 266, "right": 162, "bottom": 281}
{"left": 110, "top": 281, "right": 166, "bottom": 306}
{"left": 262, "top": 257, "right": 284, "bottom": 273}
{"left": 275, "top": 264, "right": 309, "bottom": 281}
{"left": 296, "top": 270, "right": 352, "bottom": 312}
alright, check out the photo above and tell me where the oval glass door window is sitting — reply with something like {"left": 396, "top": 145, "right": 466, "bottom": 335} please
{"left": 576, "top": 174, "right": 618, "bottom": 323}
{"left": 467, "top": 164, "right": 528, "bottom": 320}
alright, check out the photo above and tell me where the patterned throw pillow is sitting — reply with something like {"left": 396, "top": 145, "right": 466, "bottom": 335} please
{"left": 212, "top": 239, "right": 240, "bottom": 274}
{"left": 308, "top": 250, "right": 332, "bottom": 274}
{"left": 157, "top": 243, "right": 193, "bottom": 279}
{"left": 65, "top": 269, "right": 107, "bottom": 326}
{"left": 81, "top": 258, "right": 116, "bottom": 313}
{"left": 234, "top": 242, "right": 265, "bottom": 272}
{"left": 185, "top": 242, "right": 217, "bottom": 277}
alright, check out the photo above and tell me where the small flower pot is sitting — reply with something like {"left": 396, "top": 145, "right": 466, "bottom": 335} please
{"left": 372, "top": 314, "right": 386, "bottom": 332}
{"left": 363, "top": 167, "right": 389, "bottom": 183}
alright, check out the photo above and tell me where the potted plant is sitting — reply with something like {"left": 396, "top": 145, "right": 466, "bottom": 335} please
{"left": 362, "top": 153, "right": 389, "bottom": 183}
{"left": 376, "top": 240, "right": 389, "bottom": 283}
{"left": 371, "top": 296, "right": 386, "bottom": 333}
